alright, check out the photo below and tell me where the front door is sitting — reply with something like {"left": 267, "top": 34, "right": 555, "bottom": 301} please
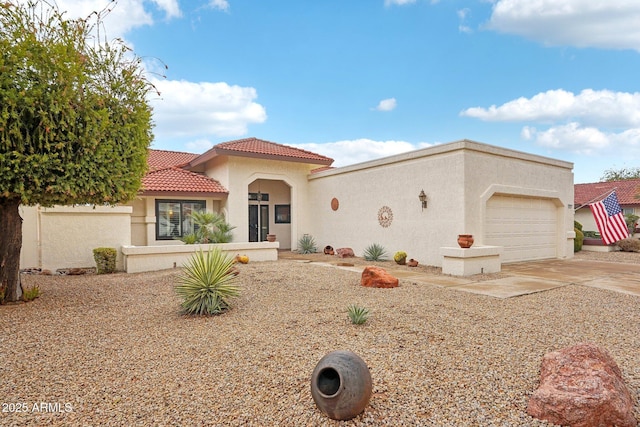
{"left": 249, "top": 205, "right": 269, "bottom": 242}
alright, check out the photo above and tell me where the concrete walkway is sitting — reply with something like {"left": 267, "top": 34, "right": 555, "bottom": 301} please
{"left": 290, "top": 257, "right": 640, "bottom": 299}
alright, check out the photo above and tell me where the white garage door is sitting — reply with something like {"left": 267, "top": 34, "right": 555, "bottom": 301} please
{"left": 485, "top": 195, "right": 557, "bottom": 263}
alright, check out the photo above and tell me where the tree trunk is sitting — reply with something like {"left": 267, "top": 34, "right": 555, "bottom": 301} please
{"left": 0, "top": 198, "right": 23, "bottom": 303}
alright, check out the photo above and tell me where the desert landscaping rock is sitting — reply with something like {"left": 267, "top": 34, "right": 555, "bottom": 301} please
{"left": 1, "top": 251, "right": 639, "bottom": 426}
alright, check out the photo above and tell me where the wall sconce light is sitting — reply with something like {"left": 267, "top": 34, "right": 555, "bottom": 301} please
{"left": 418, "top": 190, "right": 427, "bottom": 210}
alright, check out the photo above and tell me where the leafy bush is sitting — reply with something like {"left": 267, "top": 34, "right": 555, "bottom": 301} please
{"left": 625, "top": 213, "right": 639, "bottom": 234}
{"left": 363, "top": 243, "right": 387, "bottom": 261}
{"left": 175, "top": 248, "right": 240, "bottom": 315}
{"left": 297, "top": 234, "right": 318, "bottom": 254}
{"left": 393, "top": 251, "right": 407, "bottom": 263}
{"left": 93, "top": 247, "right": 117, "bottom": 274}
{"left": 574, "top": 220, "right": 583, "bottom": 231}
{"left": 22, "top": 284, "right": 41, "bottom": 302}
{"left": 616, "top": 238, "right": 640, "bottom": 252}
{"left": 574, "top": 228, "right": 584, "bottom": 252}
{"left": 347, "top": 305, "right": 370, "bottom": 325}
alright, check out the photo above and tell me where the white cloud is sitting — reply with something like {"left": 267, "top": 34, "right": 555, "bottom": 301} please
{"left": 208, "top": 0, "right": 230, "bottom": 11}
{"left": 374, "top": 98, "right": 398, "bottom": 112}
{"left": 150, "top": 78, "right": 267, "bottom": 138}
{"left": 292, "top": 139, "right": 433, "bottom": 167}
{"left": 465, "top": 89, "right": 640, "bottom": 155}
{"left": 522, "top": 123, "right": 640, "bottom": 155}
{"left": 185, "top": 138, "right": 215, "bottom": 152}
{"left": 385, "top": 0, "right": 417, "bottom": 6}
{"left": 461, "top": 89, "right": 640, "bottom": 128}
{"left": 487, "top": 0, "right": 640, "bottom": 51}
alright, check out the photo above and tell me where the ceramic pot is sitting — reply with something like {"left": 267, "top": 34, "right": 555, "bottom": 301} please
{"left": 324, "top": 245, "right": 335, "bottom": 255}
{"left": 407, "top": 259, "right": 419, "bottom": 267}
{"left": 266, "top": 234, "right": 276, "bottom": 242}
{"left": 457, "top": 234, "right": 474, "bottom": 248}
{"left": 311, "top": 350, "right": 372, "bottom": 420}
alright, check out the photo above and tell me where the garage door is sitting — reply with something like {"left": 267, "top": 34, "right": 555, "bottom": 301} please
{"left": 485, "top": 195, "right": 557, "bottom": 263}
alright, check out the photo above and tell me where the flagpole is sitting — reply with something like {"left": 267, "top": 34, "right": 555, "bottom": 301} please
{"left": 574, "top": 187, "right": 617, "bottom": 212}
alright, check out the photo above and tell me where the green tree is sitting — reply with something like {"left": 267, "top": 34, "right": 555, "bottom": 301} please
{"left": 600, "top": 167, "right": 640, "bottom": 181}
{"left": 0, "top": 1, "right": 154, "bottom": 302}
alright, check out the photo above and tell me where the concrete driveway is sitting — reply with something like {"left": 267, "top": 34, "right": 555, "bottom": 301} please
{"left": 440, "top": 258, "right": 640, "bottom": 299}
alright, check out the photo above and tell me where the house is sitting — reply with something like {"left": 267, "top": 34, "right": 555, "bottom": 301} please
{"left": 20, "top": 138, "right": 575, "bottom": 275}
{"left": 574, "top": 178, "right": 640, "bottom": 234}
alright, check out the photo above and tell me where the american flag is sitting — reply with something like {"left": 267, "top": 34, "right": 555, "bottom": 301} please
{"left": 589, "top": 191, "right": 629, "bottom": 245}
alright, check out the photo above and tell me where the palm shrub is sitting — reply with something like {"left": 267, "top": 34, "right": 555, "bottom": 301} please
{"left": 181, "top": 211, "right": 236, "bottom": 244}
{"left": 297, "top": 234, "right": 317, "bottom": 254}
{"left": 347, "top": 305, "right": 370, "bottom": 325}
{"left": 22, "top": 284, "right": 41, "bottom": 302}
{"left": 175, "top": 248, "right": 240, "bottom": 315}
{"left": 363, "top": 243, "right": 387, "bottom": 261}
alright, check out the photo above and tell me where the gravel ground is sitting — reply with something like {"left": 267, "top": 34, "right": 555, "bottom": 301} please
{"left": 1, "top": 251, "right": 639, "bottom": 426}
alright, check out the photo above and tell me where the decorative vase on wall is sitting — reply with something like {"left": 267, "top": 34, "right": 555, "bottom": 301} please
{"left": 457, "top": 234, "right": 474, "bottom": 248}
{"left": 310, "top": 350, "right": 372, "bottom": 421}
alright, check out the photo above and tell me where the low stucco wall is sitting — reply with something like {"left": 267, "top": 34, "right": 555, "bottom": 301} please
{"left": 20, "top": 205, "right": 132, "bottom": 272}
{"left": 121, "top": 242, "right": 279, "bottom": 273}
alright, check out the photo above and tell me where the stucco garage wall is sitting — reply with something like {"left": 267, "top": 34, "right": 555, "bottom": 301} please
{"left": 307, "top": 148, "right": 467, "bottom": 266}
{"left": 308, "top": 140, "right": 574, "bottom": 267}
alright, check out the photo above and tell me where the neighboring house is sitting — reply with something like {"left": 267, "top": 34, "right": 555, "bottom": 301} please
{"left": 20, "top": 138, "right": 575, "bottom": 273}
{"left": 574, "top": 179, "right": 640, "bottom": 234}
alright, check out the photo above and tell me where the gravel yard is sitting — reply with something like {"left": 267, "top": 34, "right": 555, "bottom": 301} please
{"left": 1, "top": 251, "right": 639, "bottom": 426}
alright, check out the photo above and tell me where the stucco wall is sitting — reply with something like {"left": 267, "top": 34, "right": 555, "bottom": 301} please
{"left": 575, "top": 207, "right": 597, "bottom": 232}
{"left": 20, "top": 205, "right": 132, "bottom": 271}
{"left": 307, "top": 140, "right": 574, "bottom": 267}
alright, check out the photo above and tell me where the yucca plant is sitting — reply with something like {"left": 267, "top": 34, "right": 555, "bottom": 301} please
{"left": 363, "top": 243, "right": 387, "bottom": 261}
{"left": 347, "top": 305, "right": 370, "bottom": 325}
{"left": 297, "top": 234, "right": 317, "bottom": 254}
{"left": 175, "top": 248, "right": 240, "bottom": 315}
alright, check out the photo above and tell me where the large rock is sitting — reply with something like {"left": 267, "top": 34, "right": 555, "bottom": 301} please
{"left": 527, "top": 342, "right": 636, "bottom": 427}
{"left": 336, "top": 248, "right": 355, "bottom": 258}
{"left": 361, "top": 266, "right": 398, "bottom": 288}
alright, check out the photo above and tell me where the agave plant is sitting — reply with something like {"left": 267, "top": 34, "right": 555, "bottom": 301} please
{"left": 363, "top": 243, "right": 387, "bottom": 261}
{"left": 347, "top": 305, "right": 370, "bottom": 325}
{"left": 297, "top": 234, "right": 318, "bottom": 254}
{"left": 175, "top": 248, "right": 240, "bottom": 315}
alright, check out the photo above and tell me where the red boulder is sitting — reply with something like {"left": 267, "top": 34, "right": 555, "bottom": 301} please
{"left": 527, "top": 342, "right": 636, "bottom": 427}
{"left": 361, "top": 266, "right": 399, "bottom": 288}
{"left": 336, "top": 248, "right": 355, "bottom": 258}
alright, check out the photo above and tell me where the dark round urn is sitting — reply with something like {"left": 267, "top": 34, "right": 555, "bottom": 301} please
{"left": 310, "top": 350, "right": 372, "bottom": 420}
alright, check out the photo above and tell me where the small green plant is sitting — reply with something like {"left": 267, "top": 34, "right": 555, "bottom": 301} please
{"left": 93, "top": 247, "right": 117, "bottom": 274}
{"left": 574, "top": 220, "right": 583, "bottom": 231}
{"left": 175, "top": 248, "right": 240, "bottom": 315}
{"left": 297, "top": 234, "right": 317, "bottom": 254}
{"left": 393, "top": 251, "right": 407, "bottom": 263}
{"left": 347, "top": 305, "right": 370, "bottom": 325}
{"left": 22, "top": 284, "right": 41, "bottom": 302}
{"left": 574, "top": 228, "right": 584, "bottom": 252}
{"left": 363, "top": 243, "right": 387, "bottom": 261}
{"left": 616, "top": 238, "right": 640, "bottom": 252}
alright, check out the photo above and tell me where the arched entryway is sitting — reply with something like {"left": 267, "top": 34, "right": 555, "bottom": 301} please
{"left": 248, "top": 179, "right": 292, "bottom": 248}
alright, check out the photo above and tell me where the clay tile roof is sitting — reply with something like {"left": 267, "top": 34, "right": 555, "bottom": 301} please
{"left": 209, "top": 137, "right": 334, "bottom": 165}
{"left": 575, "top": 179, "right": 640, "bottom": 207}
{"left": 148, "top": 149, "right": 199, "bottom": 170}
{"left": 141, "top": 167, "right": 228, "bottom": 196}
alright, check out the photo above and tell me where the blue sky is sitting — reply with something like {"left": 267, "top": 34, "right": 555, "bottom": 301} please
{"left": 47, "top": 1, "right": 640, "bottom": 183}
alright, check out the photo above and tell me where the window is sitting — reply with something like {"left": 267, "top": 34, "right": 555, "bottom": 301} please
{"left": 156, "top": 200, "right": 206, "bottom": 240}
{"left": 275, "top": 204, "right": 291, "bottom": 223}
{"left": 248, "top": 192, "right": 269, "bottom": 201}
{"left": 622, "top": 208, "right": 635, "bottom": 216}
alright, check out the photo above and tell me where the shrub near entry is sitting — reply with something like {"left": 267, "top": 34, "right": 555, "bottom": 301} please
{"left": 93, "top": 248, "right": 117, "bottom": 274}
